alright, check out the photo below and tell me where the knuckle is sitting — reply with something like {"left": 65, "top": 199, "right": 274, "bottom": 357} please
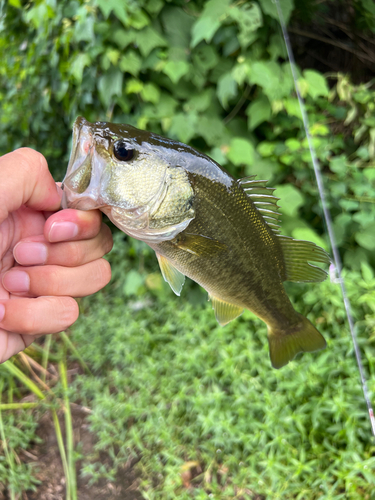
{"left": 68, "top": 241, "right": 84, "bottom": 266}
{"left": 17, "top": 303, "right": 39, "bottom": 333}
{"left": 97, "top": 258, "right": 112, "bottom": 288}
{"left": 101, "top": 226, "right": 114, "bottom": 255}
{"left": 41, "top": 267, "right": 62, "bottom": 296}
{"left": 16, "top": 148, "right": 48, "bottom": 175}
{"left": 60, "top": 297, "right": 79, "bottom": 328}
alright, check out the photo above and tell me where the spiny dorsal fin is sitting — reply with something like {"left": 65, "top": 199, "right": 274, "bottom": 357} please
{"left": 156, "top": 253, "right": 185, "bottom": 296}
{"left": 210, "top": 295, "right": 243, "bottom": 326}
{"left": 238, "top": 177, "right": 281, "bottom": 232}
{"left": 277, "top": 236, "right": 330, "bottom": 283}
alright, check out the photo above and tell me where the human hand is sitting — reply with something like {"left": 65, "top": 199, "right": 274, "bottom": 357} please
{"left": 0, "top": 148, "right": 113, "bottom": 362}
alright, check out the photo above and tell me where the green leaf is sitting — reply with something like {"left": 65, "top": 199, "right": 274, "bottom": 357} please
{"left": 257, "top": 141, "right": 276, "bottom": 157}
{"left": 217, "top": 72, "right": 237, "bottom": 108}
{"left": 196, "top": 117, "right": 226, "bottom": 146}
{"left": 284, "top": 98, "right": 302, "bottom": 119}
{"left": 227, "top": 138, "right": 255, "bottom": 166}
{"left": 161, "top": 6, "right": 194, "bottom": 52}
{"left": 245, "top": 158, "right": 279, "bottom": 181}
{"left": 246, "top": 95, "right": 271, "bottom": 130}
{"left": 268, "top": 33, "right": 286, "bottom": 60}
{"left": 96, "top": 0, "right": 128, "bottom": 25}
{"left": 285, "top": 138, "right": 300, "bottom": 152}
{"left": 119, "top": 51, "right": 142, "bottom": 76}
{"left": 275, "top": 184, "right": 304, "bottom": 217}
{"left": 361, "top": 0, "right": 375, "bottom": 16}
{"left": 364, "top": 168, "right": 375, "bottom": 182}
{"left": 191, "top": 17, "right": 220, "bottom": 48}
{"left": 292, "top": 227, "right": 327, "bottom": 250}
{"left": 259, "top": 0, "right": 294, "bottom": 24}
{"left": 70, "top": 53, "right": 91, "bottom": 83}
{"left": 330, "top": 155, "right": 347, "bottom": 174}
{"left": 229, "top": 3, "right": 263, "bottom": 48}
{"left": 310, "top": 123, "right": 330, "bottom": 136}
{"left": 210, "top": 147, "right": 228, "bottom": 166}
{"left": 303, "top": 70, "right": 329, "bottom": 99}
{"left": 74, "top": 17, "right": 95, "bottom": 43}
{"left": 168, "top": 113, "right": 198, "bottom": 143}
{"left": 128, "top": 10, "right": 149, "bottom": 30}
{"left": 193, "top": 45, "right": 219, "bottom": 73}
{"left": 125, "top": 79, "right": 143, "bottom": 94}
{"left": 111, "top": 29, "right": 136, "bottom": 49}
{"left": 361, "top": 261, "right": 374, "bottom": 282}
{"left": 98, "top": 68, "right": 123, "bottom": 107}
{"left": 184, "top": 89, "right": 214, "bottom": 113}
{"left": 191, "top": 0, "right": 231, "bottom": 48}
{"left": 9, "top": 0, "right": 22, "bottom": 7}
{"left": 123, "top": 270, "right": 144, "bottom": 296}
{"left": 136, "top": 26, "right": 167, "bottom": 57}
{"left": 249, "top": 61, "right": 293, "bottom": 101}
{"left": 140, "top": 83, "right": 160, "bottom": 104}
{"left": 355, "top": 226, "right": 375, "bottom": 251}
{"left": 163, "top": 60, "right": 190, "bottom": 84}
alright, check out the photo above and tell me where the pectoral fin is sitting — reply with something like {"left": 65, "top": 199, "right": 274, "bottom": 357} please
{"left": 173, "top": 233, "right": 227, "bottom": 257}
{"left": 210, "top": 296, "right": 243, "bottom": 326}
{"left": 156, "top": 253, "right": 185, "bottom": 296}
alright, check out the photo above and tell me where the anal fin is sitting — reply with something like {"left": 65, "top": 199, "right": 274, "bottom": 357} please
{"left": 210, "top": 295, "right": 243, "bottom": 326}
{"left": 156, "top": 253, "right": 185, "bottom": 296}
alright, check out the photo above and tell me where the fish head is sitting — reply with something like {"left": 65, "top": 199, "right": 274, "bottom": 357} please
{"left": 62, "top": 117, "right": 195, "bottom": 243}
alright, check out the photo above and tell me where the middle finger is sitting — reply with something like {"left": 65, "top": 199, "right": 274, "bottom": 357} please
{"left": 13, "top": 222, "right": 113, "bottom": 267}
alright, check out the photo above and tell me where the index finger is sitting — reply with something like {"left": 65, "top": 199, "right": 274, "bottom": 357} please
{"left": 0, "top": 148, "right": 61, "bottom": 225}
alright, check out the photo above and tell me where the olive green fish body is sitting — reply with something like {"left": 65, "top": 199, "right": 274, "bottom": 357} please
{"left": 151, "top": 173, "right": 297, "bottom": 331}
{"left": 63, "top": 117, "right": 330, "bottom": 369}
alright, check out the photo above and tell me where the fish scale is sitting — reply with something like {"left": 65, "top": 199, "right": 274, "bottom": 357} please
{"left": 151, "top": 173, "right": 295, "bottom": 329}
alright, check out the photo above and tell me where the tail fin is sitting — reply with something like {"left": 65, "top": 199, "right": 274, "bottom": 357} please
{"left": 267, "top": 313, "right": 326, "bottom": 369}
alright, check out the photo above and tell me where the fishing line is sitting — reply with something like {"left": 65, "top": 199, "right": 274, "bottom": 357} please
{"left": 273, "top": 0, "right": 375, "bottom": 437}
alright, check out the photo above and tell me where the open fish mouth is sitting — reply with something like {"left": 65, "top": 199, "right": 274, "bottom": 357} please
{"left": 62, "top": 117, "right": 106, "bottom": 210}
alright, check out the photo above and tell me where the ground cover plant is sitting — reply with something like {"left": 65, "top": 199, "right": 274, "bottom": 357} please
{"left": 1, "top": 0, "right": 375, "bottom": 498}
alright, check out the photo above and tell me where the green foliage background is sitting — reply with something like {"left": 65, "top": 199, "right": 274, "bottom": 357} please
{"left": 1, "top": 0, "right": 375, "bottom": 498}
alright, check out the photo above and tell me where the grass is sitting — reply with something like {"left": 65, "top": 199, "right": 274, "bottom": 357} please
{"left": 1, "top": 230, "right": 375, "bottom": 499}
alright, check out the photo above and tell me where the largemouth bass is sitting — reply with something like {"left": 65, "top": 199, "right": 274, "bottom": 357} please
{"left": 62, "top": 117, "right": 330, "bottom": 369}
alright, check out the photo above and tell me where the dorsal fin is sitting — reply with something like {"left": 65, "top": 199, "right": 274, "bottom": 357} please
{"left": 238, "top": 177, "right": 281, "bottom": 232}
{"left": 277, "top": 236, "right": 330, "bottom": 283}
{"left": 156, "top": 253, "right": 185, "bottom": 296}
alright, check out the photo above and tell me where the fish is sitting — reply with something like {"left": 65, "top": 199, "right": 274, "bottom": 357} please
{"left": 62, "top": 116, "right": 330, "bottom": 369}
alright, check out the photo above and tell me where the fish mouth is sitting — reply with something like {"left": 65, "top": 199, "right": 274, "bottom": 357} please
{"left": 62, "top": 117, "right": 105, "bottom": 210}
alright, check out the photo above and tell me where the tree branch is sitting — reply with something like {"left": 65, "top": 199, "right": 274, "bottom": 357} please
{"left": 289, "top": 27, "right": 375, "bottom": 64}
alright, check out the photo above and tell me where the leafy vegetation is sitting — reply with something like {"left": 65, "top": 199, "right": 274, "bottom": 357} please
{"left": 65, "top": 233, "right": 375, "bottom": 499}
{"left": 1, "top": 0, "right": 375, "bottom": 498}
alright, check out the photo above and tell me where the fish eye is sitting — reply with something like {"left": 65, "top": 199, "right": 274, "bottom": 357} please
{"left": 113, "top": 141, "right": 136, "bottom": 162}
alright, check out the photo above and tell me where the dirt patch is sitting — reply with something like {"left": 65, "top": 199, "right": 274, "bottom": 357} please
{"left": 22, "top": 405, "right": 143, "bottom": 500}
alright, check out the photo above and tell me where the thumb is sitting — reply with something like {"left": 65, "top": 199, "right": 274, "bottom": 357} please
{"left": 0, "top": 148, "right": 62, "bottom": 224}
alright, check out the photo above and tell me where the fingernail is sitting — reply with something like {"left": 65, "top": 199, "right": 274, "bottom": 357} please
{"left": 14, "top": 242, "right": 48, "bottom": 266}
{"left": 0, "top": 304, "right": 4, "bottom": 322}
{"left": 2, "top": 270, "right": 30, "bottom": 293}
{"left": 49, "top": 221, "right": 79, "bottom": 242}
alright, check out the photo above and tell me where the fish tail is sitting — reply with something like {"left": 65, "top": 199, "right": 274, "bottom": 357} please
{"left": 267, "top": 313, "right": 326, "bottom": 369}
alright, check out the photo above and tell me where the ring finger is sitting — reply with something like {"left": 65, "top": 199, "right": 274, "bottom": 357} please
{"left": 1, "top": 259, "right": 112, "bottom": 298}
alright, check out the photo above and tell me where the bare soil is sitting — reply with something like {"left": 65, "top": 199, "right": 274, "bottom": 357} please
{"left": 21, "top": 405, "right": 143, "bottom": 500}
